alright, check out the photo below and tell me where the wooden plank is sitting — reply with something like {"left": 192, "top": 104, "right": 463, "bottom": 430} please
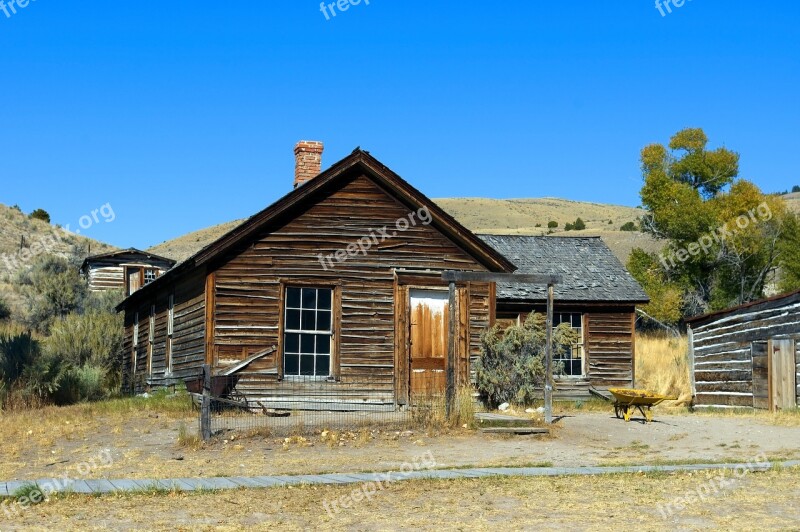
{"left": 480, "top": 427, "right": 550, "bottom": 435}
{"left": 204, "top": 272, "right": 216, "bottom": 366}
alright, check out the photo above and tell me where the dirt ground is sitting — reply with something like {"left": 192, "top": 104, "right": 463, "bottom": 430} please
{"left": 2, "top": 405, "right": 799, "bottom": 483}
{"left": 4, "top": 468, "right": 800, "bottom": 530}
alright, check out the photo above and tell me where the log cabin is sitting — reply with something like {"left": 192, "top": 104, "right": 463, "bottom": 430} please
{"left": 478, "top": 235, "right": 649, "bottom": 399}
{"left": 116, "top": 143, "right": 515, "bottom": 407}
{"left": 687, "top": 290, "right": 800, "bottom": 411}
{"left": 81, "top": 249, "right": 176, "bottom": 294}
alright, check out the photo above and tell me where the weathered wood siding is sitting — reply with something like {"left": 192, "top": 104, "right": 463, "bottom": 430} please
{"left": 122, "top": 271, "right": 205, "bottom": 393}
{"left": 207, "top": 174, "right": 490, "bottom": 404}
{"left": 586, "top": 312, "right": 635, "bottom": 388}
{"left": 690, "top": 297, "right": 800, "bottom": 408}
{"left": 85, "top": 258, "right": 172, "bottom": 292}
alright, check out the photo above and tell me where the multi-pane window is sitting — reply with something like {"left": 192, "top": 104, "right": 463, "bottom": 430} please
{"left": 553, "top": 312, "right": 584, "bottom": 377}
{"left": 144, "top": 268, "right": 158, "bottom": 285}
{"left": 283, "top": 287, "right": 333, "bottom": 377}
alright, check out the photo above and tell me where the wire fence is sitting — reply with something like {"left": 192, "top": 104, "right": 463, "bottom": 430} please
{"left": 188, "top": 369, "right": 480, "bottom": 439}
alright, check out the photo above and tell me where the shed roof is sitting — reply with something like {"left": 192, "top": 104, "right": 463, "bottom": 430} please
{"left": 686, "top": 288, "right": 800, "bottom": 327}
{"left": 478, "top": 235, "right": 649, "bottom": 304}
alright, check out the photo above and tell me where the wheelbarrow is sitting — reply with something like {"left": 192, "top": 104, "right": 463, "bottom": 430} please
{"left": 608, "top": 388, "right": 677, "bottom": 423}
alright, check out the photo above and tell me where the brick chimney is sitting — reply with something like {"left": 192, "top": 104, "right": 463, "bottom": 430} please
{"left": 294, "top": 141, "right": 324, "bottom": 188}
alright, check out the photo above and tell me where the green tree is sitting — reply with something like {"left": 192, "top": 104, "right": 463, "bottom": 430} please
{"left": 777, "top": 213, "right": 800, "bottom": 293}
{"left": 29, "top": 209, "right": 51, "bottom": 223}
{"left": 573, "top": 217, "right": 586, "bottom": 230}
{"left": 547, "top": 221, "right": 558, "bottom": 229}
{"left": 627, "top": 249, "right": 683, "bottom": 327}
{"left": 638, "top": 128, "right": 787, "bottom": 314}
{"left": 620, "top": 221, "right": 638, "bottom": 232}
{"left": 792, "top": 185, "right": 800, "bottom": 193}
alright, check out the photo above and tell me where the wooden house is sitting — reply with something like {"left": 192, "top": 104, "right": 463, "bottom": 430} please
{"left": 116, "top": 143, "right": 515, "bottom": 406}
{"left": 687, "top": 290, "right": 800, "bottom": 411}
{"left": 81, "top": 249, "right": 176, "bottom": 294}
{"left": 478, "top": 235, "right": 650, "bottom": 398}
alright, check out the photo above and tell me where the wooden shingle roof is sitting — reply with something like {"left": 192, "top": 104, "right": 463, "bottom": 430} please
{"left": 479, "top": 235, "right": 649, "bottom": 304}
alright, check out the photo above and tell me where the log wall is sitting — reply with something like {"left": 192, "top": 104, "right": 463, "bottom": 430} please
{"left": 690, "top": 297, "right": 800, "bottom": 408}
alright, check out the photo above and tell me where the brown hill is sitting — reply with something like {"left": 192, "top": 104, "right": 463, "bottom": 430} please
{"left": 145, "top": 197, "right": 663, "bottom": 265}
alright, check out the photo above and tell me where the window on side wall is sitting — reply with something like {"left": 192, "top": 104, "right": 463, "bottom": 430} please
{"left": 283, "top": 287, "right": 333, "bottom": 378}
{"left": 553, "top": 312, "right": 584, "bottom": 377}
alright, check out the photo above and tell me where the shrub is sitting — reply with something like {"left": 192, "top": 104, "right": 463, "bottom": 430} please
{"left": 573, "top": 217, "right": 586, "bottom": 230}
{"left": 51, "top": 365, "right": 106, "bottom": 405}
{"left": 28, "top": 209, "right": 51, "bottom": 223}
{"left": 620, "top": 221, "right": 638, "bottom": 232}
{"left": 15, "top": 255, "right": 87, "bottom": 333}
{"left": 45, "top": 309, "right": 124, "bottom": 393}
{"left": 475, "top": 313, "right": 576, "bottom": 409}
{"left": 547, "top": 221, "right": 558, "bottom": 229}
{"left": 0, "top": 296, "right": 10, "bottom": 321}
{"left": 564, "top": 223, "right": 574, "bottom": 231}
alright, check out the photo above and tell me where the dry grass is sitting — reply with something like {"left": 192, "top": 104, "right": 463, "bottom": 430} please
{"left": 6, "top": 468, "right": 799, "bottom": 530}
{"left": 635, "top": 333, "right": 692, "bottom": 405}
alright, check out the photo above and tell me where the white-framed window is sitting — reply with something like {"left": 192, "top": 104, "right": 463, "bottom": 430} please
{"left": 144, "top": 268, "right": 158, "bottom": 285}
{"left": 167, "top": 294, "right": 174, "bottom": 374}
{"left": 553, "top": 312, "right": 584, "bottom": 377}
{"left": 283, "top": 287, "right": 333, "bottom": 378}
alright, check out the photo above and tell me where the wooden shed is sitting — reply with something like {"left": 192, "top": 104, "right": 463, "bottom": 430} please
{"left": 687, "top": 290, "right": 800, "bottom": 411}
{"left": 80, "top": 249, "right": 176, "bottom": 294}
{"left": 116, "top": 144, "right": 514, "bottom": 407}
{"left": 478, "top": 235, "right": 650, "bottom": 398}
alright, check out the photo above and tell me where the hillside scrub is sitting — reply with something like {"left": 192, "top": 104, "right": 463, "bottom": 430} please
{"left": 1, "top": 252, "right": 125, "bottom": 410}
{"left": 635, "top": 333, "right": 691, "bottom": 404}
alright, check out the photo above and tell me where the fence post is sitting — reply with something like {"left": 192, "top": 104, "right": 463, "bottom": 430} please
{"left": 201, "top": 364, "right": 212, "bottom": 441}
{"left": 545, "top": 283, "right": 554, "bottom": 424}
{"left": 446, "top": 280, "right": 456, "bottom": 420}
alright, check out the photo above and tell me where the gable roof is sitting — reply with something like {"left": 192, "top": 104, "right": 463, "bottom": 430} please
{"left": 81, "top": 248, "right": 176, "bottom": 271}
{"left": 117, "top": 148, "right": 515, "bottom": 311}
{"left": 478, "top": 235, "right": 649, "bottom": 304}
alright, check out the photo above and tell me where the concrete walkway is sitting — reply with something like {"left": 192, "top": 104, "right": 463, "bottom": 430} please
{"left": 2, "top": 460, "right": 798, "bottom": 497}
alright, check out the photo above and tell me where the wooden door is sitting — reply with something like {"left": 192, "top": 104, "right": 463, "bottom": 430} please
{"left": 751, "top": 342, "right": 769, "bottom": 410}
{"left": 409, "top": 290, "right": 449, "bottom": 396}
{"left": 769, "top": 339, "right": 797, "bottom": 411}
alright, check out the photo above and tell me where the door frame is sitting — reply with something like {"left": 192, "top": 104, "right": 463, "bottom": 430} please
{"left": 393, "top": 271, "right": 470, "bottom": 405}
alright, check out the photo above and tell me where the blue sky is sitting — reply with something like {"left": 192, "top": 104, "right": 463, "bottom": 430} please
{"left": 1, "top": 1, "right": 798, "bottom": 249}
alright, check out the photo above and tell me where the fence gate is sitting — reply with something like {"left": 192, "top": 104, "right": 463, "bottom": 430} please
{"left": 769, "top": 339, "right": 797, "bottom": 411}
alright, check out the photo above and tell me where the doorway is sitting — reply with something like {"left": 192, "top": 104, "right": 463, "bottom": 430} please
{"left": 409, "top": 289, "right": 449, "bottom": 397}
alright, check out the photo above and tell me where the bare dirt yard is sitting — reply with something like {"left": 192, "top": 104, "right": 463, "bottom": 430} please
{"left": 1, "top": 396, "right": 799, "bottom": 483}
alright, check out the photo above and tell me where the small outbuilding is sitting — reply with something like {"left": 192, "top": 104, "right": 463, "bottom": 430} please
{"left": 81, "top": 249, "right": 176, "bottom": 295}
{"left": 478, "top": 235, "right": 650, "bottom": 398}
{"left": 687, "top": 290, "right": 800, "bottom": 411}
